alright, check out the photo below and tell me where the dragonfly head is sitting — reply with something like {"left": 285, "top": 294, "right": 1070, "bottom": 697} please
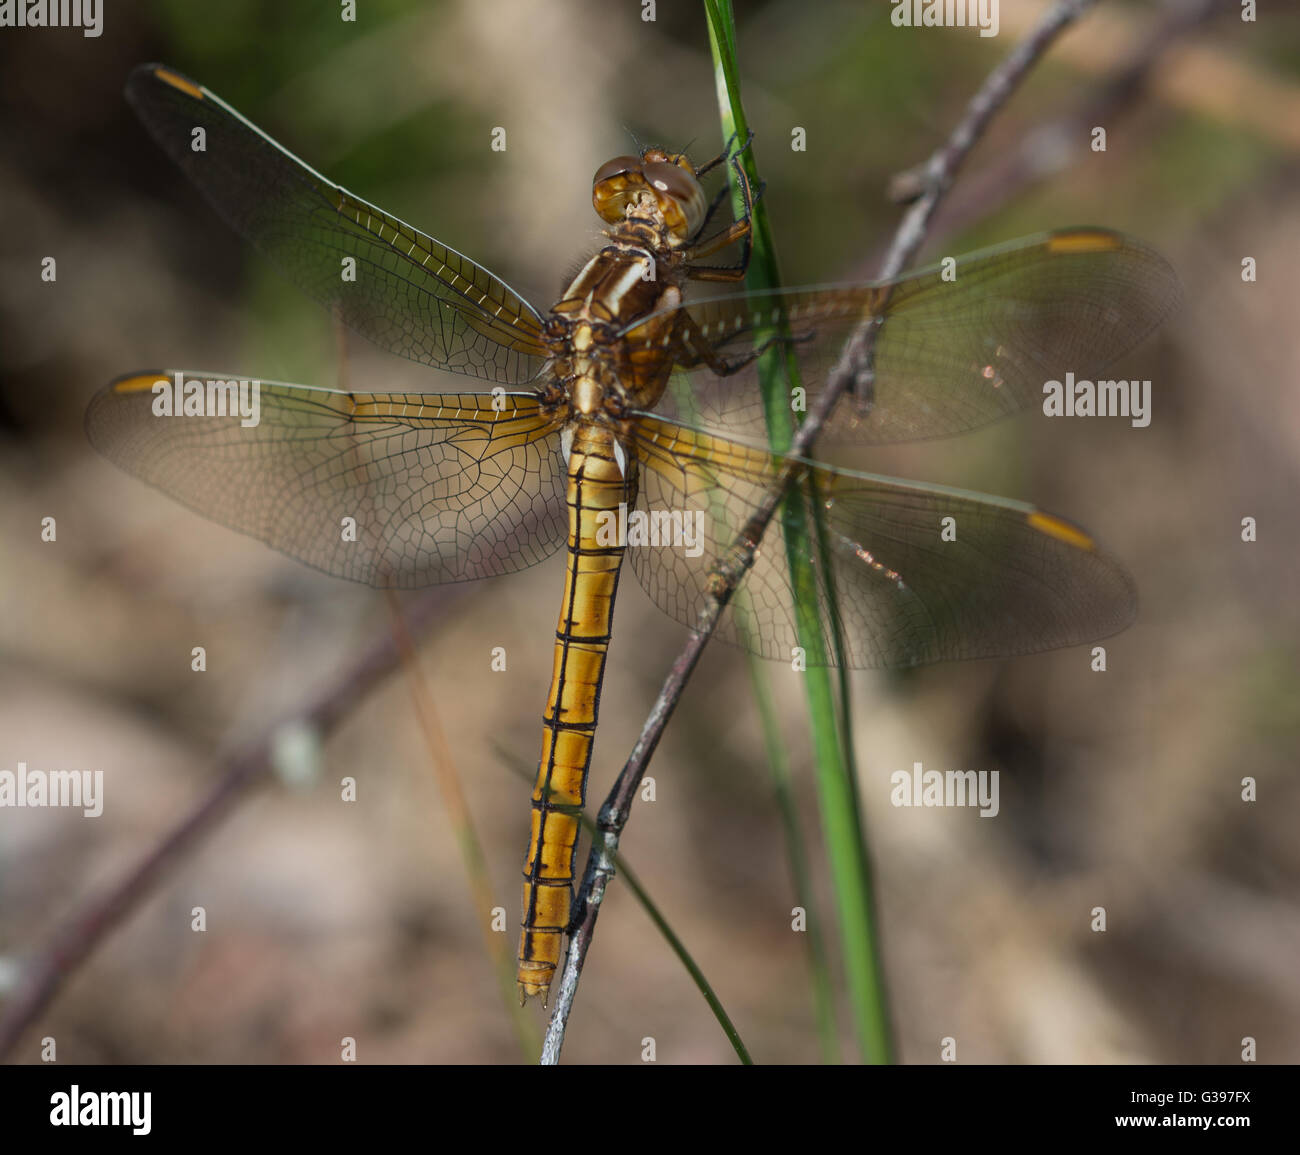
{"left": 592, "top": 148, "right": 706, "bottom": 241}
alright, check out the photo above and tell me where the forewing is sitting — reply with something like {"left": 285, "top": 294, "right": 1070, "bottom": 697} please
{"left": 126, "top": 64, "right": 547, "bottom": 384}
{"left": 628, "top": 416, "right": 1135, "bottom": 668}
{"left": 642, "top": 229, "right": 1180, "bottom": 443}
{"left": 87, "top": 372, "right": 567, "bottom": 586}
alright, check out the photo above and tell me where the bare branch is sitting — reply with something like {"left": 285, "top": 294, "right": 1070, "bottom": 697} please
{"left": 542, "top": 0, "right": 1102, "bottom": 1064}
{"left": 0, "top": 588, "right": 461, "bottom": 1059}
{"left": 882, "top": 0, "right": 1221, "bottom": 271}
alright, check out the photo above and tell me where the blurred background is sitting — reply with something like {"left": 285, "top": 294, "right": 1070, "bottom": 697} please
{"left": 1, "top": 0, "right": 1298, "bottom": 1064}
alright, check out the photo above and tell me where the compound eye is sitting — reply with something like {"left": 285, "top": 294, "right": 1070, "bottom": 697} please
{"left": 592, "top": 154, "right": 646, "bottom": 224}
{"left": 642, "top": 160, "right": 706, "bottom": 238}
{"left": 642, "top": 160, "right": 696, "bottom": 200}
{"left": 593, "top": 154, "right": 642, "bottom": 186}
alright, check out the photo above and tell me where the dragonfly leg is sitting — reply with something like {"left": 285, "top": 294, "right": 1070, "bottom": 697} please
{"left": 693, "top": 128, "right": 754, "bottom": 178}
{"left": 684, "top": 150, "right": 758, "bottom": 281}
{"left": 675, "top": 311, "right": 811, "bottom": 377}
{"left": 694, "top": 180, "right": 737, "bottom": 243}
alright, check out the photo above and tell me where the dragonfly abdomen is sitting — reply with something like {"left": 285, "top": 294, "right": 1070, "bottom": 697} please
{"left": 518, "top": 421, "right": 632, "bottom": 1003}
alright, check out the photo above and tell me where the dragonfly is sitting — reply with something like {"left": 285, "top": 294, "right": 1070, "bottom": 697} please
{"left": 89, "top": 63, "right": 1180, "bottom": 1005}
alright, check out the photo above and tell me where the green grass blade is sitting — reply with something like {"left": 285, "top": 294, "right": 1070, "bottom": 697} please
{"left": 743, "top": 657, "right": 841, "bottom": 1061}
{"left": 703, "top": 0, "right": 894, "bottom": 1064}
{"left": 615, "top": 853, "right": 754, "bottom": 1064}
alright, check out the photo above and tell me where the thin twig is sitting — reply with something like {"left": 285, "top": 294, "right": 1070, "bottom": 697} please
{"left": 0, "top": 587, "right": 459, "bottom": 1059}
{"left": 541, "top": 0, "right": 1101, "bottom": 1065}
{"left": 879, "top": 0, "right": 1221, "bottom": 272}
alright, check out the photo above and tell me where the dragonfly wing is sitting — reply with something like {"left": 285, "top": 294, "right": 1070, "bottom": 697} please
{"left": 126, "top": 64, "right": 548, "bottom": 385}
{"left": 87, "top": 372, "right": 567, "bottom": 586}
{"left": 643, "top": 229, "right": 1180, "bottom": 443}
{"left": 627, "top": 416, "right": 1135, "bottom": 668}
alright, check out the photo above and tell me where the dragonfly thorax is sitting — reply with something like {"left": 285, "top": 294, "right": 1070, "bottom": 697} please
{"left": 542, "top": 264, "right": 682, "bottom": 424}
{"left": 544, "top": 327, "right": 630, "bottom": 420}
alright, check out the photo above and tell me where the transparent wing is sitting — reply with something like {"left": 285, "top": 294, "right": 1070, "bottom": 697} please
{"left": 87, "top": 371, "right": 567, "bottom": 586}
{"left": 126, "top": 64, "right": 548, "bottom": 385}
{"left": 627, "top": 416, "right": 1135, "bottom": 668}
{"left": 637, "top": 229, "right": 1180, "bottom": 443}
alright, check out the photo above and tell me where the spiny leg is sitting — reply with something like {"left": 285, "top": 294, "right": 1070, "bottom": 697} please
{"left": 685, "top": 151, "right": 758, "bottom": 282}
{"left": 673, "top": 310, "right": 810, "bottom": 377}
{"left": 693, "top": 128, "right": 753, "bottom": 178}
